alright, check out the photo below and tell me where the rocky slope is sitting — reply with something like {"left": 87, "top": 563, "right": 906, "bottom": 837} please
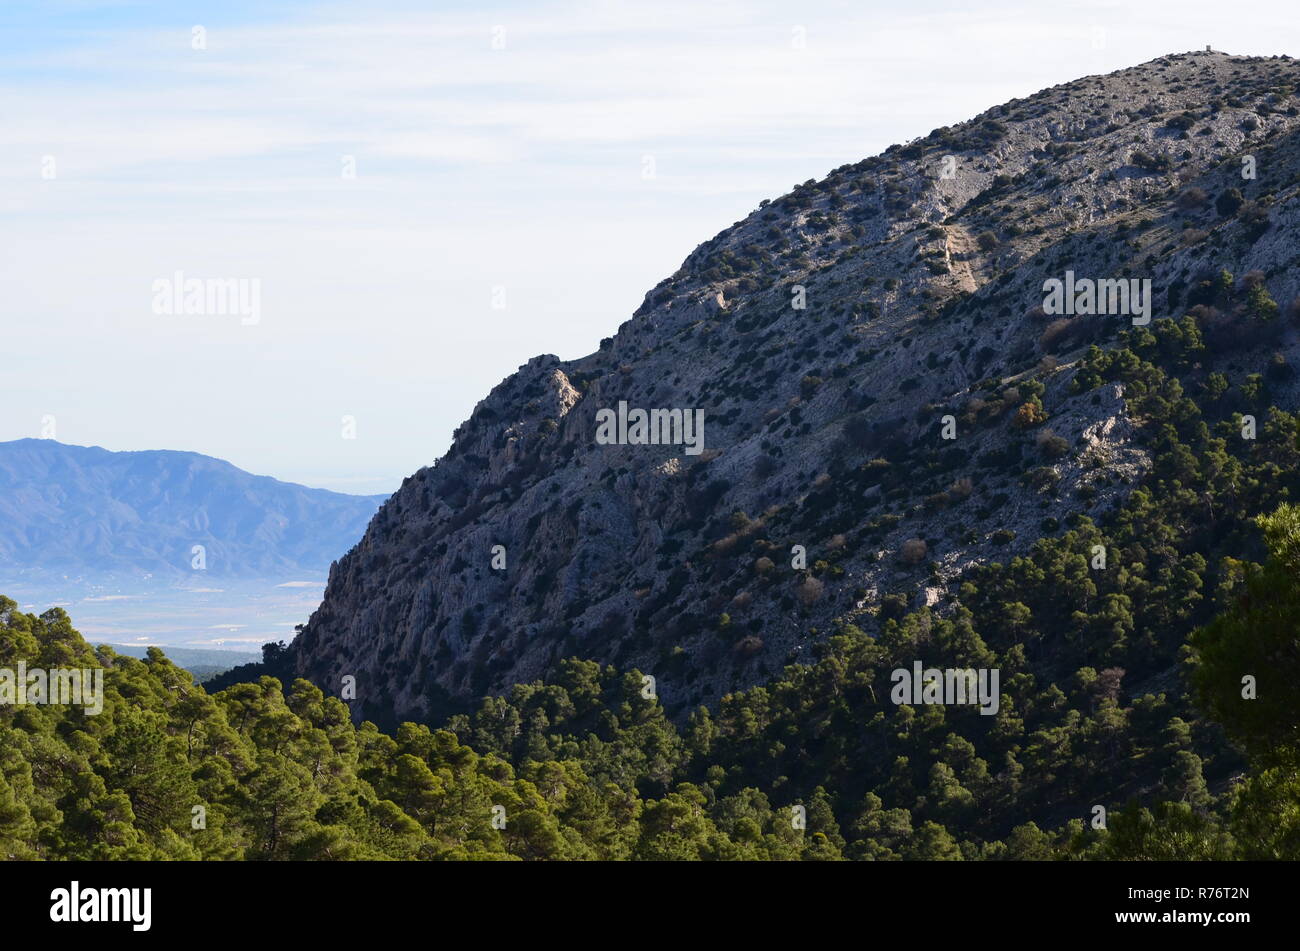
{"left": 293, "top": 50, "right": 1300, "bottom": 725}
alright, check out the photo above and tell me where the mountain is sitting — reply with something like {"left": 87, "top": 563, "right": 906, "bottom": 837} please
{"left": 105, "top": 644, "right": 261, "bottom": 682}
{"left": 292, "top": 50, "right": 1300, "bottom": 726}
{"left": 0, "top": 439, "right": 386, "bottom": 581}
{"left": 8, "top": 48, "right": 1300, "bottom": 868}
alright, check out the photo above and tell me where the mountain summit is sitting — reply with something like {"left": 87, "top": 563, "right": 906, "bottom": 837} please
{"left": 292, "top": 51, "right": 1300, "bottom": 724}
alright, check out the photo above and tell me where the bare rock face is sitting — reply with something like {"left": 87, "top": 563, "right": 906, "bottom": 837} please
{"left": 294, "top": 51, "right": 1300, "bottom": 725}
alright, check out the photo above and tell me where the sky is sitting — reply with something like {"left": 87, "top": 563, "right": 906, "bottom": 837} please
{"left": 2, "top": 0, "right": 1296, "bottom": 495}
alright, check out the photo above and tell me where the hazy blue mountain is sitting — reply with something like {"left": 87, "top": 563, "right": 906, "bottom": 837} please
{"left": 0, "top": 438, "right": 386, "bottom": 580}
{"left": 106, "top": 644, "right": 261, "bottom": 682}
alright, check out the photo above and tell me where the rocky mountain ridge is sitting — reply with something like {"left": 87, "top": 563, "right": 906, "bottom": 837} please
{"left": 293, "top": 50, "right": 1300, "bottom": 725}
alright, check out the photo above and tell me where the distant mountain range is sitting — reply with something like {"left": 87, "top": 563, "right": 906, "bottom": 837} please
{"left": 106, "top": 644, "right": 261, "bottom": 683}
{"left": 0, "top": 439, "right": 386, "bottom": 581}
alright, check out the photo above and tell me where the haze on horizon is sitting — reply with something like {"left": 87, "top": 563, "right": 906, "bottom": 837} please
{"left": 2, "top": 0, "right": 1295, "bottom": 495}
